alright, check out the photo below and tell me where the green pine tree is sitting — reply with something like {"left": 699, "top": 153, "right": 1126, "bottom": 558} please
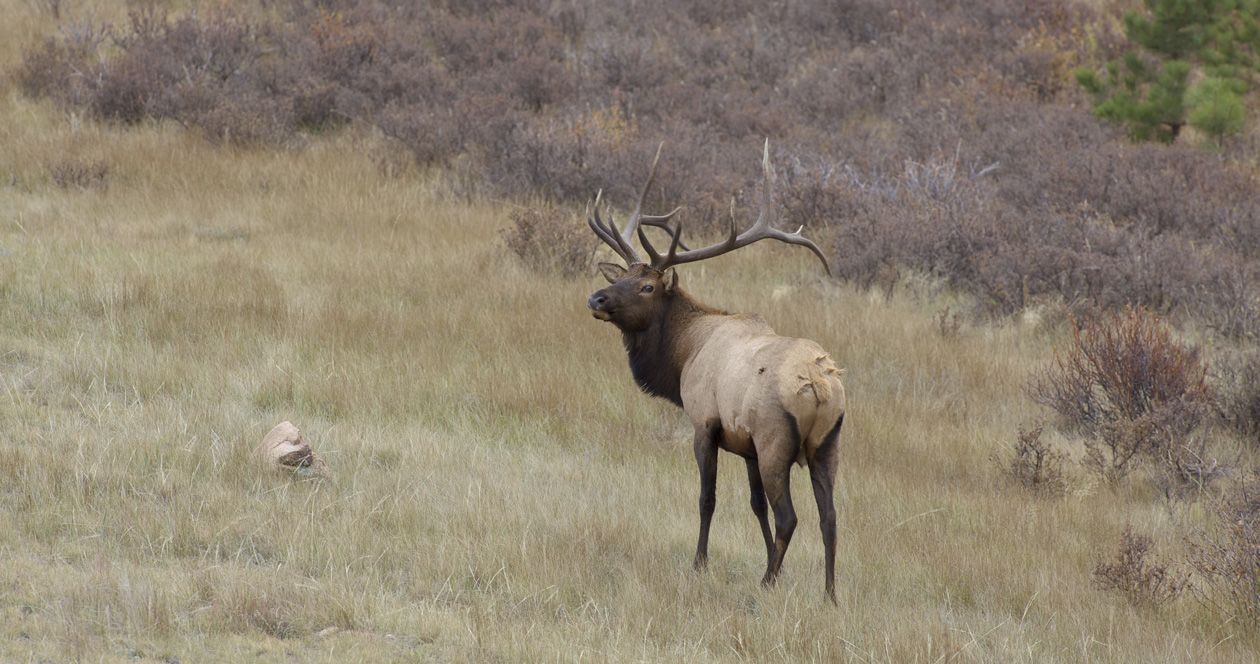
{"left": 1075, "top": 0, "right": 1260, "bottom": 144}
{"left": 1188, "top": 76, "right": 1248, "bottom": 143}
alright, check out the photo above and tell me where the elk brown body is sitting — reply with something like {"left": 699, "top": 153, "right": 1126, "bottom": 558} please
{"left": 587, "top": 142, "right": 846, "bottom": 602}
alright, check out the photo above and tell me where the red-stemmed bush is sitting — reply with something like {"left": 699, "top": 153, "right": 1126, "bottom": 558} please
{"left": 1028, "top": 307, "right": 1211, "bottom": 482}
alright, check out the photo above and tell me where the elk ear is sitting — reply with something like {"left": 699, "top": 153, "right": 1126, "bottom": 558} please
{"left": 598, "top": 262, "right": 627, "bottom": 284}
{"left": 664, "top": 268, "right": 678, "bottom": 293}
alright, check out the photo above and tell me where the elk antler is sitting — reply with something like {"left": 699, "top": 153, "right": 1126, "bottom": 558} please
{"left": 587, "top": 142, "right": 683, "bottom": 266}
{"left": 638, "top": 140, "right": 831, "bottom": 276}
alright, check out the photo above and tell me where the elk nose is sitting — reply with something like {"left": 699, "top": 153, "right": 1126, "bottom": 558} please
{"left": 588, "top": 293, "right": 608, "bottom": 310}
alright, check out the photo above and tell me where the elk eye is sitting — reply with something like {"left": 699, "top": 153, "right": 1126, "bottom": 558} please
{"left": 641, "top": 284, "right": 654, "bottom": 294}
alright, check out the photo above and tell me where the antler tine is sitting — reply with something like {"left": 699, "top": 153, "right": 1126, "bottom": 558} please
{"left": 586, "top": 143, "right": 682, "bottom": 266}
{"left": 587, "top": 189, "right": 641, "bottom": 264}
{"left": 757, "top": 223, "right": 832, "bottom": 275}
{"left": 605, "top": 215, "right": 639, "bottom": 264}
{"left": 639, "top": 213, "right": 690, "bottom": 251}
{"left": 634, "top": 205, "right": 685, "bottom": 259}
{"left": 637, "top": 217, "right": 686, "bottom": 267}
{"left": 621, "top": 142, "right": 666, "bottom": 249}
{"left": 647, "top": 139, "right": 832, "bottom": 275}
{"left": 752, "top": 137, "right": 776, "bottom": 233}
{"left": 587, "top": 192, "right": 614, "bottom": 246}
{"left": 742, "top": 140, "right": 831, "bottom": 273}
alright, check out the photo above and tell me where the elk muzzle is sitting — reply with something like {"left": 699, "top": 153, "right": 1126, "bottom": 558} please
{"left": 588, "top": 290, "right": 613, "bottom": 321}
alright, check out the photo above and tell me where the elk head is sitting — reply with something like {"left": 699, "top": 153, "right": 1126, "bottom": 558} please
{"left": 587, "top": 262, "right": 677, "bottom": 332}
{"left": 587, "top": 140, "right": 830, "bottom": 330}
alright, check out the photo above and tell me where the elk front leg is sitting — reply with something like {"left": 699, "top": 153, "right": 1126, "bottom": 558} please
{"left": 692, "top": 420, "right": 720, "bottom": 571}
{"left": 745, "top": 458, "right": 775, "bottom": 570}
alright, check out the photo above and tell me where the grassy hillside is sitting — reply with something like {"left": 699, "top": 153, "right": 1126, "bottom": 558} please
{"left": 3, "top": 1, "right": 1260, "bottom": 662}
{"left": 13, "top": 0, "right": 1260, "bottom": 330}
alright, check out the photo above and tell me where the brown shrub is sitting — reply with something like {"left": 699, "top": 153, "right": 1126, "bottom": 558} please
{"left": 1028, "top": 307, "right": 1211, "bottom": 482}
{"left": 375, "top": 102, "right": 464, "bottom": 168}
{"left": 1212, "top": 350, "right": 1260, "bottom": 444}
{"left": 49, "top": 159, "right": 109, "bottom": 191}
{"left": 586, "top": 31, "right": 669, "bottom": 96}
{"left": 1185, "top": 476, "right": 1260, "bottom": 626}
{"left": 1093, "top": 525, "right": 1187, "bottom": 608}
{"left": 1028, "top": 307, "right": 1208, "bottom": 432}
{"left": 1084, "top": 402, "right": 1210, "bottom": 484}
{"left": 1154, "top": 432, "right": 1228, "bottom": 501}
{"left": 197, "top": 94, "right": 294, "bottom": 146}
{"left": 14, "top": 14, "right": 112, "bottom": 110}
{"left": 499, "top": 206, "right": 597, "bottom": 279}
{"left": 999, "top": 424, "right": 1066, "bottom": 496}
{"left": 92, "top": 8, "right": 258, "bottom": 125}
{"left": 484, "top": 112, "right": 621, "bottom": 203}
{"left": 1191, "top": 257, "right": 1260, "bottom": 342}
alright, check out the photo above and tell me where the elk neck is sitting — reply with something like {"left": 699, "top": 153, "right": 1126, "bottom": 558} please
{"left": 621, "top": 288, "right": 724, "bottom": 408}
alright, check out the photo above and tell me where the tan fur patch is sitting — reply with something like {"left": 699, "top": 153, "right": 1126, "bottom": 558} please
{"left": 800, "top": 355, "right": 838, "bottom": 404}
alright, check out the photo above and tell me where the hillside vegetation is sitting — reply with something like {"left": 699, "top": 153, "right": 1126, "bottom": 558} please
{"left": 13, "top": 0, "right": 1260, "bottom": 327}
{"left": 4, "top": 0, "right": 1260, "bottom": 662}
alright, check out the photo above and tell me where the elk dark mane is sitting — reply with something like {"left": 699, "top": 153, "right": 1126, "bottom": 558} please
{"left": 622, "top": 290, "right": 721, "bottom": 408}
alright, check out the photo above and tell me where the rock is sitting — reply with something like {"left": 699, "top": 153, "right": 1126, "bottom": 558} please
{"left": 257, "top": 421, "right": 331, "bottom": 480}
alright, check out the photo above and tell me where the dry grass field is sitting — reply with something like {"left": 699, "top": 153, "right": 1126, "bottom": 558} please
{"left": 3, "top": 2, "right": 1260, "bottom": 663}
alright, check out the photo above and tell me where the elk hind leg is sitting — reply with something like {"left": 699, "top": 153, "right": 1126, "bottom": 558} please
{"left": 808, "top": 415, "right": 844, "bottom": 604}
{"left": 759, "top": 417, "right": 801, "bottom": 587}
{"left": 692, "top": 420, "right": 720, "bottom": 571}
{"left": 745, "top": 457, "right": 775, "bottom": 570}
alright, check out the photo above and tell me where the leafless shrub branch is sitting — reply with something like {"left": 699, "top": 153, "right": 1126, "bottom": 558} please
{"left": 1186, "top": 476, "right": 1260, "bottom": 626}
{"left": 1093, "top": 525, "right": 1188, "bottom": 608}
{"left": 998, "top": 423, "right": 1067, "bottom": 496}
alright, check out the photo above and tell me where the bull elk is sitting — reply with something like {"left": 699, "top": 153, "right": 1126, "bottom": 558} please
{"left": 586, "top": 141, "right": 846, "bottom": 602}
